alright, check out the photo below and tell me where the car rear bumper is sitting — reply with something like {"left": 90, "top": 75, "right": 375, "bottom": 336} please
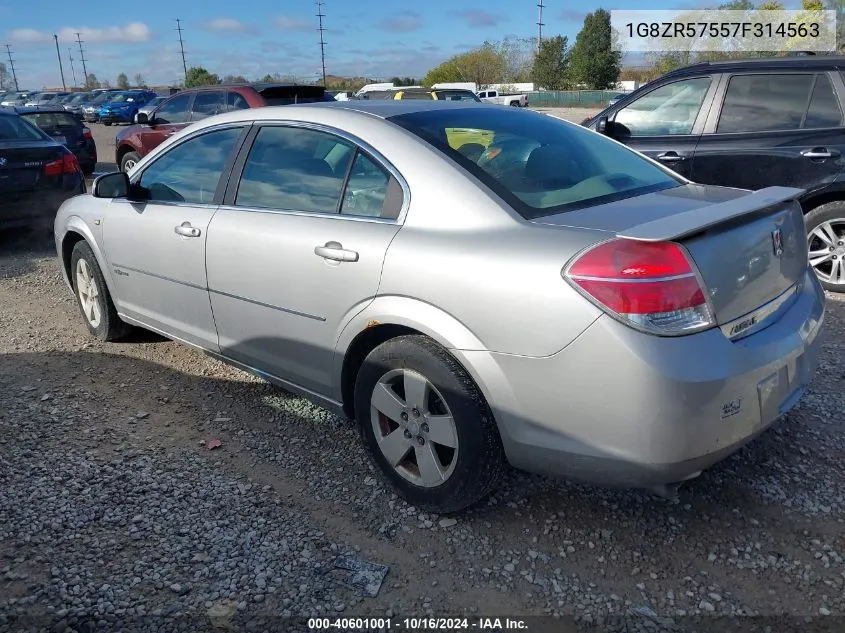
{"left": 463, "top": 269, "right": 825, "bottom": 487}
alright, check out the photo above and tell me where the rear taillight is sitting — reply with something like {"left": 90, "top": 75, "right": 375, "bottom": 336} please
{"left": 82, "top": 127, "right": 93, "bottom": 140}
{"left": 564, "top": 238, "right": 715, "bottom": 336}
{"left": 44, "top": 153, "right": 81, "bottom": 177}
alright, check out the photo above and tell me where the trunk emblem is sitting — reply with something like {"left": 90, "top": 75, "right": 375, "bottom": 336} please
{"left": 771, "top": 228, "right": 784, "bottom": 257}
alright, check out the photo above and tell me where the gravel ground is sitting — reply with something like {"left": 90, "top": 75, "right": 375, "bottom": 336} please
{"left": 2, "top": 125, "right": 844, "bottom": 631}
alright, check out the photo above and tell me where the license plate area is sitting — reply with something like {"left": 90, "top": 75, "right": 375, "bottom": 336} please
{"left": 757, "top": 352, "right": 808, "bottom": 425}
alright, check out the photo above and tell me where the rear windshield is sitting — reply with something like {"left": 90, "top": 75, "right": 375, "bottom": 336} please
{"left": 0, "top": 115, "right": 48, "bottom": 141}
{"left": 389, "top": 108, "right": 681, "bottom": 219}
{"left": 259, "top": 86, "right": 335, "bottom": 105}
{"left": 21, "top": 111, "right": 81, "bottom": 129}
{"left": 435, "top": 90, "right": 481, "bottom": 102}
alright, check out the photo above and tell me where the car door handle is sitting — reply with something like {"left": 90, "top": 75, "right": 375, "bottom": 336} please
{"left": 801, "top": 147, "right": 840, "bottom": 159}
{"left": 174, "top": 222, "right": 201, "bottom": 238}
{"left": 314, "top": 241, "right": 359, "bottom": 262}
{"left": 655, "top": 151, "right": 686, "bottom": 162}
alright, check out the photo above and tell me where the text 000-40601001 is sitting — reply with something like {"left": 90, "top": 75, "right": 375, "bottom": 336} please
{"left": 610, "top": 9, "right": 837, "bottom": 53}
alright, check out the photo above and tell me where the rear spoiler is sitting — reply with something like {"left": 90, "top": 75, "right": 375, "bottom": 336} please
{"left": 617, "top": 186, "right": 805, "bottom": 242}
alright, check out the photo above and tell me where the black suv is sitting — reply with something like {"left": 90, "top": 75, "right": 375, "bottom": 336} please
{"left": 584, "top": 56, "right": 845, "bottom": 292}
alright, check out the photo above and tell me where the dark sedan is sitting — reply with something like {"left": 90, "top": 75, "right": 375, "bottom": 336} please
{"left": 15, "top": 107, "right": 97, "bottom": 175}
{"left": 0, "top": 109, "right": 85, "bottom": 233}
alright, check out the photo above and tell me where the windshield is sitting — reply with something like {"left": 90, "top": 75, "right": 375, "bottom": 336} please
{"left": 67, "top": 93, "right": 91, "bottom": 104}
{"left": 389, "top": 107, "right": 681, "bottom": 219}
{"left": 435, "top": 90, "right": 481, "bottom": 102}
{"left": 111, "top": 92, "right": 142, "bottom": 103}
{"left": 22, "top": 111, "right": 81, "bottom": 129}
{"left": 91, "top": 93, "right": 113, "bottom": 104}
{"left": 0, "top": 115, "right": 47, "bottom": 141}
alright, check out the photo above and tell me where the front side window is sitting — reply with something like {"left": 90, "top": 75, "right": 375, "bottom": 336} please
{"left": 614, "top": 77, "right": 712, "bottom": 136}
{"left": 235, "top": 126, "right": 354, "bottom": 213}
{"left": 390, "top": 107, "right": 681, "bottom": 219}
{"left": 137, "top": 127, "right": 242, "bottom": 204}
{"left": 716, "top": 73, "right": 816, "bottom": 133}
{"left": 154, "top": 93, "right": 192, "bottom": 124}
{"left": 191, "top": 91, "right": 226, "bottom": 120}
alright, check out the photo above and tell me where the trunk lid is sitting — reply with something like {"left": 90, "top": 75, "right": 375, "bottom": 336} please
{"left": 0, "top": 141, "right": 68, "bottom": 194}
{"left": 534, "top": 183, "right": 809, "bottom": 327}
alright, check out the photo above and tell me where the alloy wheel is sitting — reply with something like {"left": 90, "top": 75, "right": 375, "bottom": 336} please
{"left": 369, "top": 368, "right": 459, "bottom": 488}
{"left": 808, "top": 219, "right": 845, "bottom": 286}
{"left": 75, "top": 258, "right": 102, "bottom": 328}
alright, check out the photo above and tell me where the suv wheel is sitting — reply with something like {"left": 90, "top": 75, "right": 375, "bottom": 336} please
{"left": 120, "top": 151, "right": 141, "bottom": 173}
{"left": 806, "top": 201, "right": 845, "bottom": 292}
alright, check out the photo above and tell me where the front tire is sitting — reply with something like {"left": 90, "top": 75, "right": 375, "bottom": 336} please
{"left": 805, "top": 201, "right": 845, "bottom": 292}
{"left": 509, "top": 101, "right": 520, "bottom": 107}
{"left": 120, "top": 151, "right": 141, "bottom": 173}
{"left": 354, "top": 335, "right": 506, "bottom": 513}
{"left": 70, "top": 241, "right": 130, "bottom": 341}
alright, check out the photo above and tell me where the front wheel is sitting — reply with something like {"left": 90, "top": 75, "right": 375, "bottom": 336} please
{"left": 805, "top": 201, "right": 845, "bottom": 292}
{"left": 120, "top": 151, "right": 141, "bottom": 173}
{"left": 354, "top": 335, "right": 506, "bottom": 513}
{"left": 509, "top": 101, "right": 520, "bottom": 107}
{"left": 70, "top": 241, "right": 131, "bottom": 341}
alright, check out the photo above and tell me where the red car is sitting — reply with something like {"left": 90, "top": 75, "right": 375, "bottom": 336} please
{"left": 114, "top": 83, "right": 334, "bottom": 172}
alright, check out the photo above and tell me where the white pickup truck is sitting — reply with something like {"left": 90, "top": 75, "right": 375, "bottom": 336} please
{"left": 476, "top": 89, "right": 528, "bottom": 107}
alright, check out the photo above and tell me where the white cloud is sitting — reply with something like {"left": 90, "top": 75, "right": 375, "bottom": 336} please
{"left": 204, "top": 18, "right": 250, "bottom": 33}
{"left": 11, "top": 22, "right": 151, "bottom": 44}
{"left": 275, "top": 16, "right": 312, "bottom": 32}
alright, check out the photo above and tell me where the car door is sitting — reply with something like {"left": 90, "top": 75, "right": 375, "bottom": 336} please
{"left": 102, "top": 123, "right": 248, "bottom": 348}
{"left": 137, "top": 92, "right": 194, "bottom": 156}
{"left": 604, "top": 75, "right": 718, "bottom": 178}
{"left": 206, "top": 123, "right": 405, "bottom": 393}
{"left": 690, "top": 71, "right": 845, "bottom": 192}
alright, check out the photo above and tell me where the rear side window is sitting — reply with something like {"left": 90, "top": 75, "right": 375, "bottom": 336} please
{"left": 191, "top": 91, "right": 226, "bottom": 120}
{"left": 805, "top": 74, "right": 842, "bottom": 128}
{"left": 0, "top": 115, "right": 46, "bottom": 141}
{"left": 715, "top": 73, "right": 836, "bottom": 133}
{"left": 227, "top": 92, "right": 249, "bottom": 111}
{"left": 21, "top": 112, "right": 81, "bottom": 129}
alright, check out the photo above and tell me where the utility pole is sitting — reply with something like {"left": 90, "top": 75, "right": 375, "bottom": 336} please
{"left": 54, "top": 35, "right": 67, "bottom": 90}
{"left": 4, "top": 44, "right": 19, "bottom": 91}
{"left": 68, "top": 48, "right": 77, "bottom": 88}
{"left": 175, "top": 19, "right": 188, "bottom": 84}
{"left": 315, "top": 1, "right": 327, "bottom": 86}
{"left": 537, "top": 0, "right": 545, "bottom": 52}
{"left": 75, "top": 33, "right": 88, "bottom": 88}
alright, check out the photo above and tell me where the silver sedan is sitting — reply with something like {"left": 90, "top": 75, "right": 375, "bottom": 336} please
{"left": 54, "top": 101, "right": 825, "bottom": 513}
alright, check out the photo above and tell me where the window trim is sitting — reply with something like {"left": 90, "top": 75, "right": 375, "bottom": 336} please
{"left": 125, "top": 122, "right": 251, "bottom": 208}
{"left": 704, "top": 70, "right": 845, "bottom": 135}
{"left": 218, "top": 120, "right": 410, "bottom": 225}
{"left": 609, "top": 74, "right": 719, "bottom": 138}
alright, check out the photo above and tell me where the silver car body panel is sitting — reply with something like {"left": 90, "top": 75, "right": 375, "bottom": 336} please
{"left": 54, "top": 101, "right": 826, "bottom": 488}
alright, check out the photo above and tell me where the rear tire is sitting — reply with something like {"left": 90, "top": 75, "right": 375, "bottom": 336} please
{"left": 70, "top": 241, "right": 131, "bottom": 342}
{"left": 805, "top": 201, "right": 845, "bottom": 293}
{"left": 120, "top": 151, "right": 141, "bottom": 173}
{"left": 103, "top": 121, "right": 112, "bottom": 126}
{"left": 510, "top": 101, "right": 520, "bottom": 107}
{"left": 354, "top": 334, "right": 506, "bottom": 514}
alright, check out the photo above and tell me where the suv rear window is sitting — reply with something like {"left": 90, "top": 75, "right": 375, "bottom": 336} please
{"left": 390, "top": 107, "right": 680, "bottom": 220}
{"left": 259, "top": 86, "right": 335, "bottom": 105}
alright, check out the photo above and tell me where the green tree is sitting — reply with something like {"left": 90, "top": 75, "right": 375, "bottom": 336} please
{"left": 185, "top": 66, "right": 221, "bottom": 88}
{"left": 568, "top": 9, "right": 621, "bottom": 89}
{"left": 222, "top": 74, "right": 249, "bottom": 84}
{"left": 85, "top": 73, "right": 100, "bottom": 89}
{"left": 422, "top": 43, "right": 506, "bottom": 87}
{"left": 116, "top": 73, "right": 130, "bottom": 89}
{"left": 531, "top": 35, "right": 570, "bottom": 89}
{"left": 422, "top": 58, "right": 463, "bottom": 85}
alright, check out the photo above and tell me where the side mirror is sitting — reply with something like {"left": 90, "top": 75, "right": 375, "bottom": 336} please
{"left": 136, "top": 112, "right": 150, "bottom": 125}
{"left": 595, "top": 116, "right": 609, "bottom": 135}
{"left": 93, "top": 171, "right": 130, "bottom": 199}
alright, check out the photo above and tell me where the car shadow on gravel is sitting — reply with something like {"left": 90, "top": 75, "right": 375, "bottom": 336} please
{"left": 0, "top": 229, "right": 55, "bottom": 279}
